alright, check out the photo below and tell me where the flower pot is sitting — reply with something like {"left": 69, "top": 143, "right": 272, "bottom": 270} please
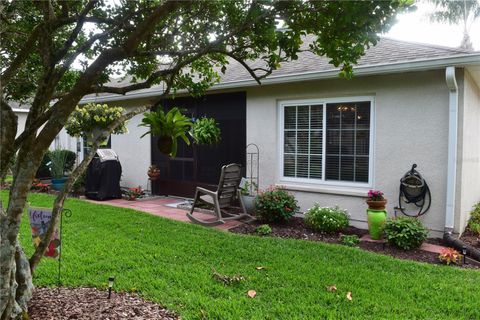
{"left": 241, "top": 195, "right": 256, "bottom": 214}
{"left": 51, "top": 177, "right": 67, "bottom": 191}
{"left": 148, "top": 172, "right": 160, "bottom": 181}
{"left": 157, "top": 136, "right": 173, "bottom": 155}
{"left": 367, "top": 209, "right": 387, "bottom": 240}
{"left": 366, "top": 199, "right": 387, "bottom": 210}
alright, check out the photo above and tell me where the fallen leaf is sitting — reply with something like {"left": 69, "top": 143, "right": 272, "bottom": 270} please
{"left": 346, "top": 292, "right": 352, "bottom": 301}
{"left": 247, "top": 290, "right": 257, "bottom": 298}
{"left": 326, "top": 285, "right": 337, "bottom": 292}
{"left": 255, "top": 266, "right": 265, "bottom": 270}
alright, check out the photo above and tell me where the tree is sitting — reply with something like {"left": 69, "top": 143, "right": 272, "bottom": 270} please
{"left": 0, "top": 0, "right": 411, "bottom": 318}
{"left": 428, "top": 0, "right": 480, "bottom": 50}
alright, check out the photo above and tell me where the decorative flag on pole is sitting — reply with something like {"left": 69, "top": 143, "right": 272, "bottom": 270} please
{"left": 28, "top": 207, "right": 61, "bottom": 259}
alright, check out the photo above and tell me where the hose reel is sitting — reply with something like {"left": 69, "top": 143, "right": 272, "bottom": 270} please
{"left": 398, "top": 164, "right": 431, "bottom": 217}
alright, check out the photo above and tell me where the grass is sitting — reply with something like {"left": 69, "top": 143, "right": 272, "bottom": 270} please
{"left": 4, "top": 191, "right": 480, "bottom": 319}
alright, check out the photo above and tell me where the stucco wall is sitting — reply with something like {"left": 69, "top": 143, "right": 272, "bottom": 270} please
{"left": 106, "top": 99, "right": 152, "bottom": 190}
{"left": 246, "top": 70, "right": 450, "bottom": 234}
{"left": 457, "top": 70, "right": 480, "bottom": 232}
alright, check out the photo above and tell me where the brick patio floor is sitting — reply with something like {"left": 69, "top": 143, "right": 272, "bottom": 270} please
{"left": 86, "top": 197, "right": 243, "bottom": 230}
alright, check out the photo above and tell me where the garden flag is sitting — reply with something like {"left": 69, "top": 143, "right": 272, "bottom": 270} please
{"left": 28, "top": 207, "right": 61, "bottom": 259}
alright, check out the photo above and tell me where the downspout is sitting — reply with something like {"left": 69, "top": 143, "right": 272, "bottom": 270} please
{"left": 444, "top": 66, "right": 458, "bottom": 234}
{"left": 443, "top": 66, "right": 480, "bottom": 262}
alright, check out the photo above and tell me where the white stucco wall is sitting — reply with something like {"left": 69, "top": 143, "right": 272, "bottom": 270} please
{"left": 457, "top": 70, "right": 480, "bottom": 232}
{"left": 246, "top": 70, "right": 451, "bottom": 234}
{"left": 106, "top": 99, "right": 152, "bottom": 190}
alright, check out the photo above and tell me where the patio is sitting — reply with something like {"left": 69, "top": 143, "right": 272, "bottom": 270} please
{"left": 86, "top": 196, "right": 243, "bottom": 231}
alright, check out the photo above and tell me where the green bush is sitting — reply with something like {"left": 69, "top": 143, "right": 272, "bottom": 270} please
{"left": 468, "top": 203, "right": 480, "bottom": 235}
{"left": 36, "top": 150, "right": 76, "bottom": 178}
{"left": 304, "top": 205, "right": 349, "bottom": 233}
{"left": 384, "top": 217, "right": 428, "bottom": 250}
{"left": 340, "top": 234, "right": 360, "bottom": 247}
{"left": 254, "top": 187, "right": 299, "bottom": 223}
{"left": 256, "top": 224, "right": 272, "bottom": 236}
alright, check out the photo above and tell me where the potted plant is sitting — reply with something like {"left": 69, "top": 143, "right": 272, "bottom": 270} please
{"left": 139, "top": 107, "right": 193, "bottom": 157}
{"left": 191, "top": 117, "right": 221, "bottom": 145}
{"left": 49, "top": 149, "right": 68, "bottom": 191}
{"left": 147, "top": 165, "right": 161, "bottom": 180}
{"left": 239, "top": 180, "right": 258, "bottom": 214}
{"left": 366, "top": 189, "right": 387, "bottom": 240}
{"left": 124, "top": 186, "right": 144, "bottom": 201}
{"left": 366, "top": 189, "right": 387, "bottom": 210}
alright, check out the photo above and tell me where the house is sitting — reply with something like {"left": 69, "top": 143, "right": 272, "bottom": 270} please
{"left": 15, "top": 37, "right": 480, "bottom": 236}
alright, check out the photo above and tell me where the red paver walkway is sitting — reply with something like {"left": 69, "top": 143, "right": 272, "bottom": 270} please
{"left": 361, "top": 234, "right": 447, "bottom": 254}
{"left": 86, "top": 197, "right": 243, "bottom": 230}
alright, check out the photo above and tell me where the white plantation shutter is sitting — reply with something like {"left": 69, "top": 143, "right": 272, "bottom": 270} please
{"left": 282, "top": 100, "right": 371, "bottom": 184}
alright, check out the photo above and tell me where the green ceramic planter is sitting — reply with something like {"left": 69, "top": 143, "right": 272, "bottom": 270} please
{"left": 367, "top": 209, "right": 387, "bottom": 240}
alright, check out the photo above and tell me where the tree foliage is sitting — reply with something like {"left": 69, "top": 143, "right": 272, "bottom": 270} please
{"left": 0, "top": 1, "right": 412, "bottom": 318}
{"left": 427, "top": 0, "right": 480, "bottom": 50}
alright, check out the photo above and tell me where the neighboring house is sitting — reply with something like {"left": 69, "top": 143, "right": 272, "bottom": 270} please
{"left": 14, "top": 37, "right": 480, "bottom": 236}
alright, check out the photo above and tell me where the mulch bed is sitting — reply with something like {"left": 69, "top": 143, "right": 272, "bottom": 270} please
{"left": 29, "top": 287, "right": 178, "bottom": 320}
{"left": 460, "top": 227, "right": 480, "bottom": 248}
{"left": 230, "top": 217, "right": 475, "bottom": 268}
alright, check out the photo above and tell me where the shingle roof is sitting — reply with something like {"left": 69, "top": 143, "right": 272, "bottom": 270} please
{"left": 217, "top": 36, "right": 473, "bottom": 84}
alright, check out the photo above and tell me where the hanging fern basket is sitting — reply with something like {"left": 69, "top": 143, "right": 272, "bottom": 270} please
{"left": 157, "top": 136, "right": 173, "bottom": 155}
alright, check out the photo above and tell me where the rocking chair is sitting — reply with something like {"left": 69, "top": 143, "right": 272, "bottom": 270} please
{"left": 186, "top": 163, "right": 252, "bottom": 226}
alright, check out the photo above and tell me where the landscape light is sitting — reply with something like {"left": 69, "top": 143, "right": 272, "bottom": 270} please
{"left": 462, "top": 246, "right": 467, "bottom": 265}
{"left": 108, "top": 276, "right": 115, "bottom": 299}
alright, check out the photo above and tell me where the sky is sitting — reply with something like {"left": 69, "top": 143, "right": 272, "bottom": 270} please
{"left": 386, "top": 2, "right": 480, "bottom": 50}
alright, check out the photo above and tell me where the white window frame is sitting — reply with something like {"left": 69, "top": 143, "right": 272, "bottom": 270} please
{"left": 278, "top": 96, "right": 375, "bottom": 188}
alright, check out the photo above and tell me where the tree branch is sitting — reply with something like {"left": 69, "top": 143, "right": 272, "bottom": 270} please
{"left": 0, "top": 25, "right": 42, "bottom": 84}
{"left": 54, "top": 0, "right": 99, "bottom": 64}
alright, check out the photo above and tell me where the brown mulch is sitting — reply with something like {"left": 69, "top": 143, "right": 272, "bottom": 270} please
{"left": 230, "top": 217, "right": 476, "bottom": 268}
{"left": 29, "top": 287, "right": 178, "bottom": 320}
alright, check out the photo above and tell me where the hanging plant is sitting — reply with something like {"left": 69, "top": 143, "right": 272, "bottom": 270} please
{"left": 191, "top": 117, "right": 221, "bottom": 145}
{"left": 65, "top": 103, "right": 128, "bottom": 141}
{"left": 139, "top": 107, "right": 193, "bottom": 157}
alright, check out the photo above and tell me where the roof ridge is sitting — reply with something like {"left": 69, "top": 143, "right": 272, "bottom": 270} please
{"left": 378, "top": 36, "right": 476, "bottom": 54}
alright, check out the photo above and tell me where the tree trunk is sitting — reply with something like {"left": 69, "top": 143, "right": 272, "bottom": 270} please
{"left": 0, "top": 234, "right": 33, "bottom": 320}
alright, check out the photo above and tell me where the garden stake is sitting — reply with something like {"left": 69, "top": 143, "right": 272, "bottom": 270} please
{"left": 58, "top": 208, "right": 72, "bottom": 286}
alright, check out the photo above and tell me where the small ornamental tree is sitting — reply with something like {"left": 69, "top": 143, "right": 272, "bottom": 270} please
{"left": 66, "top": 103, "right": 128, "bottom": 140}
{"left": 0, "top": 1, "right": 412, "bottom": 318}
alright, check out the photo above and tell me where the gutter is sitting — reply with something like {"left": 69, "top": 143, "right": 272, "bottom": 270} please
{"left": 80, "top": 53, "right": 480, "bottom": 104}
{"left": 444, "top": 66, "right": 458, "bottom": 233}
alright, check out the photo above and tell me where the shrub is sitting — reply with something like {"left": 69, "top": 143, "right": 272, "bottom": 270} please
{"left": 468, "top": 202, "right": 480, "bottom": 235}
{"left": 66, "top": 103, "right": 127, "bottom": 138}
{"left": 254, "top": 186, "right": 299, "bottom": 223}
{"left": 438, "top": 247, "right": 461, "bottom": 265}
{"left": 256, "top": 224, "right": 272, "bottom": 236}
{"left": 304, "top": 205, "right": 349, "bottom": 233}
{"left": 36, "top": 150, "right": 76, "bottom": 178}
{"left": 384, "top": 217, "right": 428, "bottom": 250}
{"left": 340, "top": 234, "right": 360, "bottom": 247}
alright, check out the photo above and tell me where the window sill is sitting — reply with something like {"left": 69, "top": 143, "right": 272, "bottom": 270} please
{"left": 276, "top": 183, "right": 368, "bottom": 197}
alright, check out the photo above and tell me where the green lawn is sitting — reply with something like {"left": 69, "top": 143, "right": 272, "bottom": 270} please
{"left": 4, "top": 192, "right": 480, "bottom": 319}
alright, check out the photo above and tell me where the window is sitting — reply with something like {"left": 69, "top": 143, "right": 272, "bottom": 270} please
{"left": 281, "top": 98, "right": 372, "bottom": 186}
